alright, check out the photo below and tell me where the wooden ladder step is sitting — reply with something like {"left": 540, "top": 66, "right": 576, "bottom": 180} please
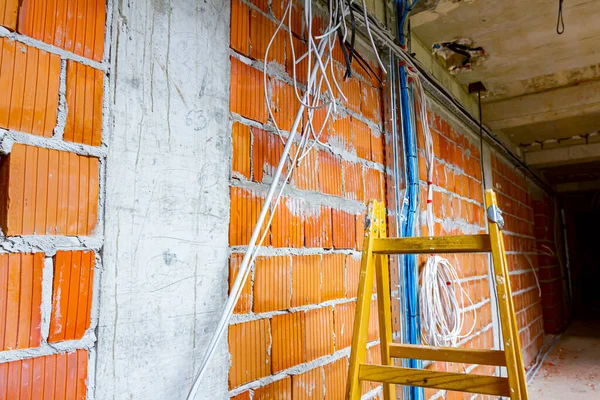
{"left": 371, "top": 235, "right": 492, "bottom": 254}
{"left": 389, "top": 343, "right": 506, "bottom": 366}
{"left": 358, "top": 364, "right": 511, "bottom": 396}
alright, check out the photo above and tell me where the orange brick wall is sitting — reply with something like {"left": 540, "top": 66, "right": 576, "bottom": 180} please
{"left": 228, "top": 0, "right": 386, "bottom": 398}
{"left": 491, "top": 154, "right": 546, "bottom": 367}
{"left": 226, "top": 1, "right": 559, "bottom": 399}
{"left": 0, "top": 1, "right": 107, "bottom": 398}
{"left": 415, "top": 110, "right": 496, "bottom": 399}
{"left": 532, "top": 195, "right": 568, "bottom": 333}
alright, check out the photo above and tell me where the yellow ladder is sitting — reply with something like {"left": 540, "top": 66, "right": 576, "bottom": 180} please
{"left": 346, "top": 190, "right": 528, "bottom": 399}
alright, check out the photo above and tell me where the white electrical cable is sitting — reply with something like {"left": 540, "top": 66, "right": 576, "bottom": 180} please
{"left": 187, "top": 1, "right": 386, "bottom": 397}
{"left": 420, "top": 256, "right": 476, "bottom": 346}
{"left": 405, "top": 64, "right": 477, "bottom": 348}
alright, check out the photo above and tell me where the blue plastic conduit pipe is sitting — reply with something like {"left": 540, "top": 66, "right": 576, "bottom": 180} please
{"left": 396, "top": 1, "right": 424, "bottom": 399}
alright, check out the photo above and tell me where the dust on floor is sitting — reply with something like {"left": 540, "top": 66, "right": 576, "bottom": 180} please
{"left": 529, "top": 320, "right": 600, "bottom": 399}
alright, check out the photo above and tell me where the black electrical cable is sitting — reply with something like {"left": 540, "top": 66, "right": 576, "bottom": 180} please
{"left": 557, "top": 0, "right": 565, "bottom": 34}
{"left": 344, "top": 42, "right": 383, "bottom": 85}
{"left": 478, "top": 90, "right": 486, "bottom": 190}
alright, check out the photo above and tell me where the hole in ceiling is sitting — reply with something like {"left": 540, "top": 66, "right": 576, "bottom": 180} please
{"left": 432, "top": 38, "right": 487, "bottom": 74}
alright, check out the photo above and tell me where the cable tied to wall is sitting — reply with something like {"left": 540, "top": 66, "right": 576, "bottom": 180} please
{"left": 396, "top": 0, "right": 477, "bottom": 349}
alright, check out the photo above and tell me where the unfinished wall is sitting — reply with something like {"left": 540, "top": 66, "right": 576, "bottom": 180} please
{"left": 95, "top": 0, "right": 232, "bottom": 399}
{"left": 491, "top": 154, "right": 545, "bottom": 367}
{"left": 415, "top": 104, "right": 496, "bottom": 399}
{"left": 228, "top": 0, "right": 388, "bottom": 398}
{"left": 226, "top": 1, "right": 559, "bottom": 399}
{"left": 0, "top": 0, "right": 107, "bottom": 398}
{"left": 532, "top": 195, "right": 568, "bottom": 334}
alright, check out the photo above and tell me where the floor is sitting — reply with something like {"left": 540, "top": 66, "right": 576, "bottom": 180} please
{"left": 529, "top": 320, "right": 600, "bottom": 399}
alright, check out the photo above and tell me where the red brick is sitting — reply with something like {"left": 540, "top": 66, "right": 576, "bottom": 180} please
{"left": 230, "top": 58, "right": 267, "bottom": 123}
{"left": 334, "top": 301, "right": 356, "bottom": 350}
{"left": 254, "top": 377, "right": 292, "bottom": 400}
{"left": 63, "top": 61, "right": 103, "bottom": 146}
{"left": 0, "top": 0, "right": 18, "bottom": 30}
{"left": 0, "top": 38, "right": 61, "bottom": 137}
{"left": 229, "top": 254, "right": 252, "bottom": 314}
{"left": 292, "top": 255, "right": 321, "bottom": 307}
{"left": 19, "top": 0, "right": 106, "bottom": 61}
{"left": 286, "top": 35, "right": 308, "bottom": 85}
{"left": 253, "top": 127, "right": 288, "bottom": 183}
{"left": 361, "top": 83, "right": 380, "bottom": 123}
{"left": 321, "top": 254, "right": 345, "bottom": 301}
{"left": 292, "top": 144, "right": 319, "bottom": 191}
{"left": 330, "top": 116, "right": 352, "bottom": 151}
{"left": 254, "top": 256, "right": 291, "bottom": 312}
{"left": 228, "top": 319, "right": 271, "bottom": 388}
{"left": 231, "top": 392, "right": 251, "bottom": 400}
{"left": 351, "top": 118, "right": 372, "bottom": 161}
{"left": 0, "top": 350, "right": 88, "bottom": 399}
{"left": 342, "top": 161, "right": 364, "bottom": 201}
{"left": 305, "top": 307, "right": 334, "bottom": 361}
{"left": 229, "top": 186, "right": 270, "bottom": 246}
{"left": 231, "top": 122, "right": 251, "bottom": 179}
{"left": 345, "top": 255, "right": 362, "bottom": 298}
{"left": 272, "top": 312, "right": 305, "bottom": 372}
{"left": 355, "top": 211, "right": 366, "bottom": 250}
{"left": 249, "top": 9, "right": 285, "bottom": 65}
{"left": 332, "top": 209, "right": 356, "bottom": 249}
{"left": 292, "top": 367, "right": 324, "bottom": 400}
{"left": 49, "top": 251, "right": 94, "bottom": 342}
{"left": 271, "top": 197, "right": 304, "bottom": 248}
{"left": 318, "top": 151, "right": 343, "bottom": 196}
{"left": 371, "top": 130, "right": 385, "bottom": 164}
{"left": 335, "top": 65, "right": 360, "bottom": 113}
{"left": 324, "top": 357, "right": 348, "bottom": 400}
{"left": 304, "top": 206, "right": 332, "bottom": 248}
{"left": 270, "top": 80, "right": 296, "bottom": 132}
{"left": 230, "top": 0, "right": 250, "bottom": 55}
{"left": 0, "top": 252, "right": 43, "bottom": 350}
{"left": 364, "top": 168, "right": 385, "bottom": 201}
{"left": 0, "top": 144, "right": 99, "bottom": 236}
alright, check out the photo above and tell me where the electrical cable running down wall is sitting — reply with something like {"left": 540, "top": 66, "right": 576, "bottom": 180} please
{"left": 396, "top": 2, "right": 477, "bottom": 398}
{"left": 187, "top": 1, "right": 386, "bottom": 398}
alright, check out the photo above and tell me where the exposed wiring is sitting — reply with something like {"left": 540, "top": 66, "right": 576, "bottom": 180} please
{"left": 396, "top": 0, "right": 476, "bottom": 353}
{"left": 406, "top": 65, "right": 478, "bottom": 349}
{"left": 186, "top": 1, "right": 386, "bottom": 397}
{"left": 420, "top": 256, "right": 476, "bottom": 346}
{"left": 350, "top": 6, "right": 554, "bottom": 194}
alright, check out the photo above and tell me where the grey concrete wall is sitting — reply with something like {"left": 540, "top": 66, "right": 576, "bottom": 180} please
{"left": 96, "top": 1, "right": 231, "bottom": 399}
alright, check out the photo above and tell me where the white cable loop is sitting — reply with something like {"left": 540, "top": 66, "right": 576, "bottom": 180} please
{"left": 407, "top": 64, "right": 477, "bottom": 348}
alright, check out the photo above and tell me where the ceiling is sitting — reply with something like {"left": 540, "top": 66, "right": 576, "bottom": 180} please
{"left": 410, "top": 0, "right": 600, "bottom": 192}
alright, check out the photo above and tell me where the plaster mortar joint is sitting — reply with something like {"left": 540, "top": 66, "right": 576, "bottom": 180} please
{"left": 0, "top": 30, "right": 108, "bottom": 71}
{"left": 53, "top": 60, "right": 68, "bottom": 139}
{"left": 0, "top": 129, "right": 107, "bottom": 158}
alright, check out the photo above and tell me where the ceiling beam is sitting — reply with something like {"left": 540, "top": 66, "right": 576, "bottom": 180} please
{"left": 482, "top": 80, "right": 600, "bottom": 131}
{"left": 556, "top": 180, "right": 600, "bottom": 193}
{"left": 525, "top": 143, "right": 600, "bottom": 168}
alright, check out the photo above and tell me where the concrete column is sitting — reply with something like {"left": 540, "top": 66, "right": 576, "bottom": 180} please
{"left": 96, "top": 1, "right": 231, "bottom": 399}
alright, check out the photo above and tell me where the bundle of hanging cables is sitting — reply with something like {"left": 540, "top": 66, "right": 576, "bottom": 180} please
{"left": 408, "top": 66, "right": 477, "bottom": 347}
{"left": 397, "top": 0, "right": 477, "bottom": 349}
{"left": 186, "top": 1, "right": 386, "bottom": 398}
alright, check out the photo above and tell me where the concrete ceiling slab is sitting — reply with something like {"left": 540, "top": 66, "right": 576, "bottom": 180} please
{"left": 412, "top": 0, "right": 600, "bottom": 100}
{"left": 410, "top": 0, "right": 600, "bottom": 184}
